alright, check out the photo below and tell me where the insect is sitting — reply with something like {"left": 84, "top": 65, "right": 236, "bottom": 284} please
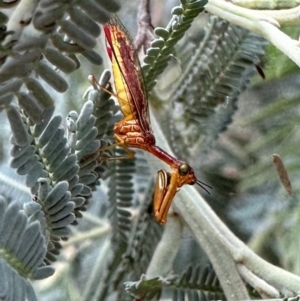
{"left": 96, "top": 15, "right": 211, "bottom": 224}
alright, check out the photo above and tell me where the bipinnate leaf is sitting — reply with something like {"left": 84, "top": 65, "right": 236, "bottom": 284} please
{"left": 0, "top": 196, "right": 54, "bottom": 301}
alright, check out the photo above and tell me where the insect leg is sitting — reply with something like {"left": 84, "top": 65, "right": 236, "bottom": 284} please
{"left": 154, "top": 170, "right": 179, "bottom": 224}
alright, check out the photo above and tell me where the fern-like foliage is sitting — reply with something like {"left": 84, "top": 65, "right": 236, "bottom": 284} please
{"left": 124, "top": 264, "right": 226, "bottom": 301}
{"left": 107, "top": 153, "right": 135, "bottom": 243}
{"left": 1, "top": 64, "right": 130, "bottom": 300}
{"left": 0, "top": 195, "right": 54, "bottom": 301}
{"left": 124, "top": 180, "right": 163, "bottom": 279}
{"left": 113, "top": 180, "right": 163, "bottom": 300}
{"left": 142, "top": 0, "right": 208, "bottom": 92}
{"left": 92, "top": 163, "right": 163, "bottom": 301}
{"left": 0, "top": 0, "right": 119, "bottom": 119}
{"left": 172, "top": 265, "right": 225, "bottom": 301}
{"left": 124, "top": 263, "right": 263, "bottom": 301}
{"left": 162, "top": 15, "right": 267, "bottom": 154}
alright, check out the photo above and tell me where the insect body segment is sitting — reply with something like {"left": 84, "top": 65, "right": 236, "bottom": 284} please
{"left": 102, "top": 15, "right": 211, "bottom": 224}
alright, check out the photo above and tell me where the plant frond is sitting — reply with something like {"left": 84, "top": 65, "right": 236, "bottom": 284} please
{"left": 10, "top": 72, "right": 114, "bottom": 195}
{"left": 0, "top": 195, "right": 54, "bottom": 301}
{"left": 10, "top": 107, "right": 71, "bottom": 194}
{"left": 172, "top": 264, "right": 225, "bottom": 301}
{"left": 0, "top": 0, "right": 119, "bottom": 122}
{"left": 107, "top": 151, "right": 135, "bottom": 243}
{"left": 8, "top": 70, "right": 118, "bottom": 261}
{"left": 133, "top": 150, "right": 152, "bottom": 195}
{"left": 123, "top": 261, "right": 223, "bottom": 300}
{"left": 23, "top": 179, "right": 76, "bottom": 263}
{"left": 107, "top": 179, "right": 163, "bottom": 300}
{"left": 123, "top": 264, "right": 260, "bottom": 301}
{"left": 168, "top": 15, "right": 267, "bottom": 151}
{"left": 142, "top": 0, "right": 208, "bottom": 92}
{"left": 125, "top": 178, "right": 163, "bottom": 279}
{"left": 88, "top": 152, "right": 162, "bottom": 301}
{"left": 124, "top": 275, "right": 163, "bottom": 301}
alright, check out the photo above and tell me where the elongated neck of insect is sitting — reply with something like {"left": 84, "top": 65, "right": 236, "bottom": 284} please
{"left": 149, "top": 145, "right": 182, "bottom": 168}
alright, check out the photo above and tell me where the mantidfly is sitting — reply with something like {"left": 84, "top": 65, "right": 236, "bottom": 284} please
{"left": 91, "top": 15, "right": 211, "bottom": 224}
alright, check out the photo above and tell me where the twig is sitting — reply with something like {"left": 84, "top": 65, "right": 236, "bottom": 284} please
{"left": 61, "top": 224, "right": 111, "bottom": 246}
{"left": 134, "top": 0, "right": 154, "bottom": 52}
{"left": 149, "top": 108, "right": 300, "bottom": 298}
{"left": 82, "top": 239, "right": 112, "bottom": 301}
{"left": 237, "top": 264, "right": 279, "bottom": 298}
{"left": 210, "top": 0, "right": 300, "bottom": 24}
{"left": 205, "top": 0, "right": 300, "bottom": 68}
{"left": 146, "top": 213, "right": 183, "bottom": 278}
{"left": 241, "top": 5, "right": 300, "bottom": 25}
{"left": 148, "top": 110, "right": 249, "bottom": 300}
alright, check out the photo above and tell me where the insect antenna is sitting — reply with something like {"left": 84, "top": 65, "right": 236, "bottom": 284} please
{"left": 196, "top": 179, "right": 212, "bottom": 195}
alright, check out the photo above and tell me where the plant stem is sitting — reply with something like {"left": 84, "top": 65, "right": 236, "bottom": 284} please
{"left": 146, "top": 214, "right": 183, "bottom": 278}
{"left": 149, "top": 112, "right": 249, "bottom": 300}
{"left": 205, "top": 0, "right": 300, "bottom": 68}
{"left": 150, "top": 110, "right": 300, "bottom": 298}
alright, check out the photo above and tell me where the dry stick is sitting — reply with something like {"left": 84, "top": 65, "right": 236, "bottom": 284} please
{"left": 272, "top": 154, "right": 293, "bottom": 196}
{"left": 134, "top": 0, "right": 154, "bottom": 52}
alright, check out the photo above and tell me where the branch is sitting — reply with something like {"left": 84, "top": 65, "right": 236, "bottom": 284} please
{"left": 205, "top": 0, "right": 300, "bottom": 68}
{"left": 149, "top": 108, "right": 300, "bottom": 298}
{"left": 148, "top": 111, "right": 249, "bottom": 300}
{"left": 237, "top": 264, "right": 279, "bottom": 298}
{"left": 134, "top": 0, "right": 154, "bottom": 52}
{"left": 146, "top": 213, "right": 183, "bottom": 278}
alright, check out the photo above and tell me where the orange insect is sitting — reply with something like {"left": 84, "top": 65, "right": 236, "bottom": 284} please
{"left": 97, "top": 15, "right": 211, "bottom": 224}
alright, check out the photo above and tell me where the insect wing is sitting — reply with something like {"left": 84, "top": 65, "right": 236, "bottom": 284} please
{"left": 104, "top": 24, "right": 136, "bottom": 119}
{"left": 104, "top": 15, "right": 152, "bottom": 134}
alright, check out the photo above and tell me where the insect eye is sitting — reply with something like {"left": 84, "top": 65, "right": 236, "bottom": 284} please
{"left": 179, "top": 163, "right": 190, "bottom": 176}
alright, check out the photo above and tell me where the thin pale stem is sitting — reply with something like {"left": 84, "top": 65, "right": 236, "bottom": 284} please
{"left": 149, "top": 109, "right": 300, "bottom": 297}
{"left": 148, "top": 111, "right": 249, "bottom": 300}
{"left": 211, "top": 0, "right": 300, "bottom": 25}
{"left": 62, "top": 225, "right": 111, "bottom": 246}
{"left": 82, "top": 239, "right": 112, "bottom": 301}
{"left": 206, "top": 0, "right": 300, "bottom": 68}
{"left": 237, "top": 264, "right": 279, "bottom": 298}
{"left": 146, "top": 214, "right": 183, "bottom": 278}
